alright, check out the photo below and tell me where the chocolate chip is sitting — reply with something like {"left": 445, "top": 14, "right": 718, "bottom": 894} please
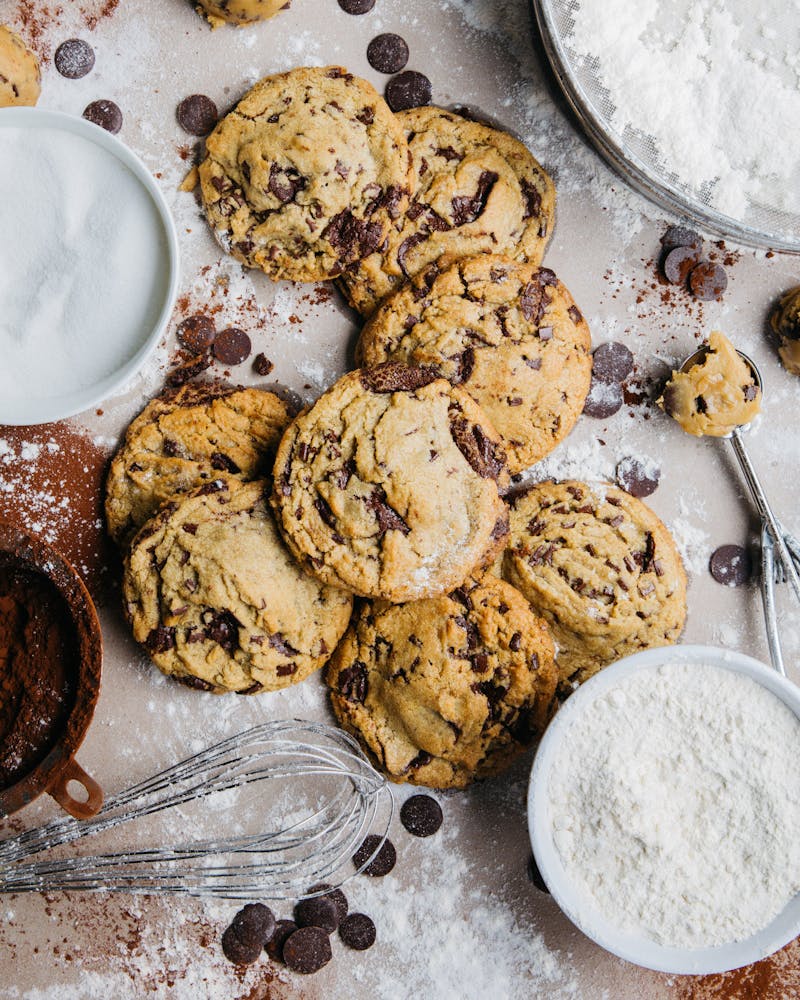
{"left": 527, "top": 853, "right": 549, "bottom": 893}
{"left": 360, "top": 361, "right": 439, "bottom": 393}
{"left": 213, "top": 327, "right": 251, "bottom": 366}
{"left": 449, "top": 417, "right": 506, "bottom": 479}
{"left": 265, "top": 919, "right": 297, "bottom": 962}
{"left": 616, "top": 457, "right": 660, "bottom": 498}
{"left": 451, "top": 170, "right": 498, "bottom": 226}
{"left": 400, "top": 794, "right": 443, "bottom": 837}
{"left": 339, "top": 662, "right": 368, "bottom": 703}
{"left": 710, "top": 544, "right": 752, "bottom": 587}
{"left": 306, "top": 883, "right": 349, "bottom": 924}
{"left": 366, "top": 488, "right": 410, "bottom": 535}
{"left": 583, "top": 377, "right": 623, "bottom": 418}
{"left": 353, "top": 834, "right": 396, "bottom": 876}
{"left": 269, "top": 632, "right": 299, "bottom": 657}
{"left": 177, "top": 94, "right": 218, "bottom": 136}
{"left": 663, "top": 244, "right": 702, "bottom": 285}
{"left": 338, "top": 0, "right": 375, "bottom": 11}
{"left": 323, "top": 210, "right": 384, "bottom": 263}
{"left": 385, "top": 70, "right": 432, "bottom": 112}
{"left": 660, "top": 225, "right": 702, "bottom": 251}
{"left": 591, "top": 342, "right": 634, "bottom": 384}
{"left": 146, "top": 625, "right": 175, "bottom": 654}
{"left": 231, "top": 903, "right": 276, "bottom": 951}
{"left": 222, "top": 924, "right": 262, "bottom": 965}
{"left": 54, "top": 38, "right": 94, "bottom": 79}
{"left": 253, "top": 352, "right": 274, "bottom": 376}
{"left": 282, "top": 926, "right": 332, "bottom": 974}
{"left": 166, "top": 352, "right": 213, "bottom": 386}
{"left": 294, "top": 896, "right": 339, "bottom": 934}
{"left": 176, "top": 314, "right": 216, "bottom": 354}
{"left": 82, "top": 99, "right": 123, "bottom": 134}
{"left": 339, "top": 913, "right": 376, "bottom": 951}
{"left": 367, "top": 33, "right": 409, "bottom": 74}
{"left": 689, "top": 261, "right": 728, "bottom": 301}
{"left": 205, "top": 610, "right": 240, "bottom": 653}
{"left": 268, "top": 162, "right": 305, "bottom": 203}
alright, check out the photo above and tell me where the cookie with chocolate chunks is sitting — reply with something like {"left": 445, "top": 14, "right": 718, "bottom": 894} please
{"left": 271, "top": 366, "right": 510, "bottom": 602}
{"left": 123, "top": 479, "right": 352, "bottom": 693}
{"left": 196, "top": 0, "right": 293, "bottom": 27}
{"left": 500, "top": 481, "right": 686, "bottom": 685}
{"left": 326, "top": 574, "right": 556, "bottom": 789}
{"left": 358, "top": 255, "right": 591, "bottom": 473}
{"left": 338, "top": 105, "right": 555, "bottom": 317}
{"left": 199, "top": 66, "right": 412, "bottom": 282}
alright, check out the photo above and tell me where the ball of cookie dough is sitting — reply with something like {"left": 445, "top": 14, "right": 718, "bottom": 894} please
{"left": 195, "top": 0, "right": 289, "bottom": 28}
{"left": 0, "top": 25, "right": 41, "bottom": 107}
{"left": 770, "top": 286, "right": 800, "bottom": 376}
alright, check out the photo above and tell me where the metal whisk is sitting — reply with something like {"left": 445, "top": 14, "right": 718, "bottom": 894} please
{"left": 0, "top": 720, "right": 393, "bottom": 900}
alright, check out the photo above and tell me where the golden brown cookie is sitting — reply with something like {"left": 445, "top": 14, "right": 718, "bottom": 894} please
{"left": 199, "top": 66, "right": 412, "bottom": 282}
{"left": 271, "top": 364, "right": 510, "bottom": 603}
{"left": 500, "top": 480, "right": 686, "bottom": 684}
{"left": 105, "top": 382, "right": 292, "bottom": 548}
{"left": 770, "top": 286, "right": 800, "bottom": 375}
{"left": 326, "top": 574, "right": 556, "bottom": 789}
{"left": 0, "top": 25, "right": 40, "bottom": 108}
{"left": 338, "top": 105, "right": 556, "bottom": 316}
{"left": 357, "top": 255, "right": 591, "bottom": 473}
{"left": 123, "top": 479, "right": 352, "bottom": 693}
{"left": 196, "top": 0, "right": 289, "bottom": 28}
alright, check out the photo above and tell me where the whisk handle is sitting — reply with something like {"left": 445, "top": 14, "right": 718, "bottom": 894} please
{"left": 48, "top": 759, "right": 104, "bottom": 821}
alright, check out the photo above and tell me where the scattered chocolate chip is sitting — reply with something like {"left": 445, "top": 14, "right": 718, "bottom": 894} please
{"left": 367, "top": 33, "right": 409, "bottom": 74}
{"left": 294, "top": 896, "right": 339, "bottom": 934}
{"left": 222, "top": 924, "right": 262, "bottom": 965}
{"left": 82, "top": 99, "right": 123, "bottom": 134}
{"left": 339, "top": 913, "right": 376, "bottom": 951}
{"left": 282, "top": 926, "right": 332, "bottom": 974}
{"left": 338, "top": 0, "right": 375, "bottom": 11}
{"left": 583, "top": 378, "right": 623, "bottom": 419}
{"left": 231, "top": 903, "right": 276, "bottom": 950}
{"left": 213, "top": 327, "right": 251, "bottom": 365}
{"left": 253, "top": 352, "right": 274, "bottom": 376}
{"left": 710, "top": 544, "right": 752, "bottom": 587}
{"left": 660, "top": 225, "right": 702, "bottom": 252}
{"left": 592, "top": 342, "right": 634, "bottom": 384}
{"left": 663, "top": 244, "right": 702, "bottom": 285}
{"left": 385, "top": 70, "right": 432, "bottom": 112}
{"left": 166, "top": 352, "right": 213, "bottom": 387}
{"left": 689, "top": 261, "right": 728, "bottom": 301}
{"left": 527, "top": 853, "right": 549, "bottom": 893}
{"left": 353, "top": 834, "right": 396, "bottom": 876}
{"left": 177, "top": 94, "right": 218, "bottom": 136}
{"left": 400, "top": 794, "right": 443, "bottom": 837}
{"left": 616, "top": 457, "right": 660, "bottom": 498}
{"left": 54, "top": 38, "right": 95, "bottom": 79}
{"left": 176, "top": 314, "right": 216, "bottom": 354}
{"left": 306, "top": 883, "right": 349, "bottom": 924}
{"left": 265, "top": 919, "right": 297, "bottom": 962}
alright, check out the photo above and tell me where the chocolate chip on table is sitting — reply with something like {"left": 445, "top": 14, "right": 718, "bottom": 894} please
{"left": 663, "top": 244, "right": 702, "bottom": 285}
{"left": 306, "top": 882, "right": 349, "bottom": 924}
{"left": 582, "top": 378, "right": 623, "bottom": 419}
{"left": 660, "top": 225, "right": 702, "bottom": 252}
{"left": 166, "top": 352, "right": 213, "bottom": 387}
{"left": 367, "top": 33, "right": 409, "bottom": 74}
{"left": 282, "top": 926, "right": 333, "bottom": 974}
{"left": 689, "top": 261, "right": 728, "bottom": 301}
{"left": 54, "top": 38, "right": 95, "bottom": 79}
{"left": 616, "top": 457, "right": 660, "bottom": 498}
{"left": 353, "top": 834, "right": 396, "bottom": 876}
{"left": 176, "top": 314, "right": 216, "bottom": 354}
{"left": 339, "top": 912, "right": 377, "bottom": 951}
{"left": 213, "top": 327, "right": 252, "bottom": 365}
{"left": 82, "top": 99, "right": 123, "bottom": 134}
{"left": 294, "top": 895, "right": 339, "bottom": 934}
{"left": 231, "top": 902, "right": 276, "bottom": 950}
{"left": 400, "top": 794, "right": 443, "bottom": 837}
{"left": 591, "top": 342, "right": 634, "bottom": 384}
{"left": 385, "top": 70, "right": 432, "bottom": 112}
{"left": 338, "top": 0, "right": 375, "bottom": 11}
{"left": 710, "top": 544, "right": 752, "bottom": 587}
{"left": 222, "top": 924, "right": 262, "bottom": 965}
{"left": 265, "top": 919, "right": 297, "bottom": 962}
{"left": 253, "top": 352, "right": 274, "bottom": 376}
{"left": 177, "top": 94, "right": 218, "bottom": 136}
{"left": 527, "top": 852, "right": 550, "bottom": 894}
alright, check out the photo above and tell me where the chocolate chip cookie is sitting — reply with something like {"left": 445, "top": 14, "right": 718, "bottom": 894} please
{"left": 105, "top": 383, "right": 292, "bottom": 548}
{"left": 271, "top": 364, "right": 510, "bottom": 603}
{"left": 500, "top": 481, "right": 686, "bottom": 684}
{"left": 199, "top": 66, "right": 412, "bottom": 282}
{"left": 357, "top": 255, "right": 591, "bottom": 473}
{"left": 196, "top": 0, "right": 290, "bottom": 27}
{"left": 338, "top": 106, "right": 556, "bottom": 316}
{"left": 0, "top": 25, "right": 40, "bottom": 107}
{"left": 123, "top": 479, "right": 352, "bottom": 693}
{"left": 326, "top": 574, "right": 557, "bottom": 789}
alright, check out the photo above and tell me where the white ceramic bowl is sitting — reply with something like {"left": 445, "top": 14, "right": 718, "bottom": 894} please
{"left": 0, "top": 108, "right": 179, "bottom": 425}
{"left": 528, "top": 644, "right": 800, "bottom": 974}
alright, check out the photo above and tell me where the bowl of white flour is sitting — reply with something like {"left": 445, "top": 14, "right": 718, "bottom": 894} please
{"left": 0, "top": 108, "right": 179, "bottom": 425}
{"left": 528, "top": 645, "right": 800, "bottom": 974}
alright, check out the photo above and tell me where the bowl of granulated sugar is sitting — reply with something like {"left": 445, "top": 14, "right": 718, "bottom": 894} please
{"left": 0, "top": 108, "right": 179, "bottom": 425}
{"left": 528, "top": 645, "right": 800, "bottom": 974}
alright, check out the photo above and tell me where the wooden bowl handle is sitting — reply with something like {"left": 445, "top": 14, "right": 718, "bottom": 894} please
{"left": 48, "top": 758, "right": 104, "bottom": 820}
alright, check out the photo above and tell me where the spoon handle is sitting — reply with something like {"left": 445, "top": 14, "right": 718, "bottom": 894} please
{"left": 759, "top": 524, "right": 786, "bottom": 676}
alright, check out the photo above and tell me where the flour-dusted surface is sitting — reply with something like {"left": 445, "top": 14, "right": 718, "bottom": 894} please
{"left": 0, "top": 0, "right": 799, "bottom": 997}
{"left": 549, "top": 662, "right": 800, "bottom": 948}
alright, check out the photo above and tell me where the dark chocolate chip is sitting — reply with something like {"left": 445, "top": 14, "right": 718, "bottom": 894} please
{"left": 339, "top": 913, "right": 376, "bottom": 951}
{"left": 660, "top": 225, "right": 702, "bottom": 251}
{"left": 710, "top": 544, "right": 752, "bottom": 587}
{"left": 306, "top": 883, "right": 349, "bottom": 924}
{"left": 177, "top": 94, "right": 218, "bottom": 137}
{"left": 146, "top": 625, "right": 175, "bottom": 654}
{"left": 366, "top": 488, "right": 410, "bottom": 535}
{"left": 583, "top": 378, "right": 623, "bottom": 419}
{"left": 338, "top": 662, "right": 368, "bottom": 703}
{"left": 353, "top": 834, "right": 396, "bottom": 876}
{"left": 385, "top": 70, "right": 432, "bottom": 112}
{"left": 265, "top": 919, "right": 297, "bottom": 962}
{"left": 54, "top": 38, "right": 95, "bottom": 79}
{"left": 338, "top": 0, "right": 375, "bottom": 11}
{"left": 221, "top": 924, "right": 262, "bottom": 965}
{"left": 527, "top": 853, "right": 550, "bottom": 893}
{"left": 282, "top": 926, "right": 332, "bottom": 974}
{"left": 268, "top": 162, "right": 306, "bottom": 203}
{"left": 663, "top": 244, "right": 702, "bottom": 285}
{"left": 213, "top": 327, "right": 251, "bottom": 366}
{"left": 82, "top": 99, "right": 123, "bottom": 134}
{"left": 205, "top": 610, "right": 240, "bottom": 654}
{"left": 451, "top": 170, "right": 498, "bottom": 226}
{"left": 449, "top": 416, "right": 506, "bottom": 479}
{"left": 689, "top": 261, "right": 728, "bottom": 301}
{"left": 210, "top": 451, "right": 240, "bottom": 474}
{"left": 231, "top": 903, "right": 276, "bottom": 951}
{"left": 166, "top": 352, "right": 213, "bottom": 386}
{"left": 616, "top": 457, "right": 660, "bottom": 498}
{"left": 253, "top": 352, "right": 274, "bottom": 376}
{"left": 360, "top": 361, "right": 440, "bottom": 393}
{"left": 367, "top": 33, "right": 409, "bottom": 74}
{"left": 591, "top": 342, "right": 634, "bottom": 384}
{"left": 400, "top": 794, "right": 443, "bottom": 837}
{"left": 294, "top": 896, "right": 339, "bottom": 934}
{"left": 176, "top": 314, "right": 216, "bottom": 354}
{"left": 323, "top": 209, "right": 384, "bottom": 263}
